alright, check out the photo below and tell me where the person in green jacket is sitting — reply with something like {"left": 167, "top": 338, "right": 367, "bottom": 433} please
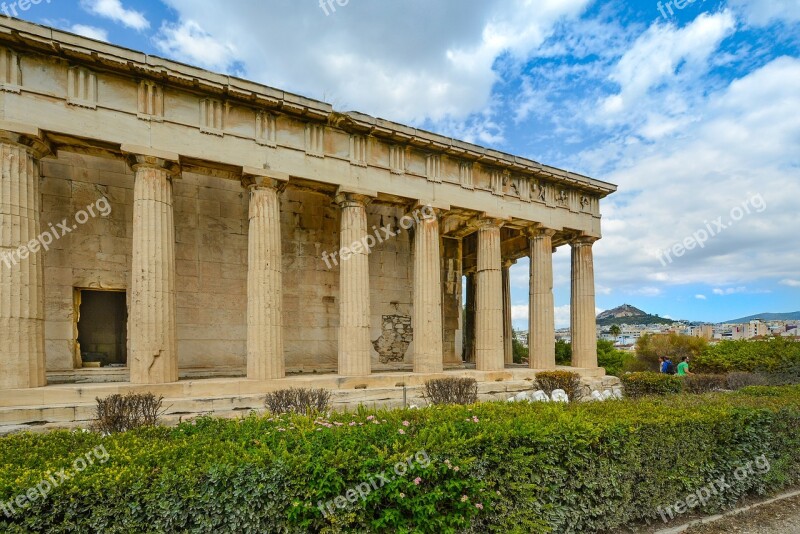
{"left": 677, "top": 356, "right": 691, "bottom": 376}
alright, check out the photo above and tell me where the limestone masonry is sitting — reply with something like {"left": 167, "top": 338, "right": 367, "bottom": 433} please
{"left": 0, "top": 18, "right": 616, "bottom": 408}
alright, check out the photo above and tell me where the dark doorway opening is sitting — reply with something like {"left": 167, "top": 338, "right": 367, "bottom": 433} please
{"left": 76, "top": 290, "right": 127, "bottom": 367}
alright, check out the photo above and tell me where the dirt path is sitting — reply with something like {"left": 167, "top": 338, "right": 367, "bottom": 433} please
{"left": 683, "top": 493, "right": 800, "bottom": 533}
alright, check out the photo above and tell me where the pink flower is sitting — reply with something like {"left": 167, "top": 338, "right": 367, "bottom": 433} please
{"left": 413, "top": 477, "right": 422, "bottom": 485}
{"left": 461, "top": 495, "right": 469, "bottom": 502}
{"left": 472, "top": 416, "right": 479, "bottom": 423}
{"left": 366, "top": 415, "right": 375, "bottom": 421}
{"left": 454, "top": 466, "right": 460, "bottom": 472}
{"left": 398, "top": 429, "right": 406, "bottom": 434}
{"left": 349, "top": 421, "right": 356, "bottom": 426}
{"left": 475, "top": 503, "right": 484, "bottom": 510}
{"left": 402, "top": 420, "right": 410, "bottom": 427}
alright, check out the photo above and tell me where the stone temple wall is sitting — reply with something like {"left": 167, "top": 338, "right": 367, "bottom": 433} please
{"left": 40, "top": 152, "right": 417, "bottom": 373}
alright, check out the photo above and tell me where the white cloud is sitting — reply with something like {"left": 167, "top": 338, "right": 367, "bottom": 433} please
{"left": 780, "top": 279, "right": 800, "bottom": 287}
{"left": 154, "top": 20, "right": 239, "bottom": 73}
{"left": 80, "top": 0, "right": 149, "bottom": 31}
{"left": 597, "top": 11, "right": 736, "bottom": 126}
{"left": 69, "top": 24, "right": 108, "bottom": 42}
{"left": 695, "top": 294, "right": 707, "bottom": 300}
{"left": 159, "top": 0, "right": 592, "bottom": 123}
{"left": 712, "top": 287, "right": 747, "bottom": 296}
{"left": 728, "top": 0, "right": 800, "bottom": 26}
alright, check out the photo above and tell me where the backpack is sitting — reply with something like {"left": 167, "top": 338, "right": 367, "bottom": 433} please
{"left": 665, "top": 361, "right": 676, "bottom": 375}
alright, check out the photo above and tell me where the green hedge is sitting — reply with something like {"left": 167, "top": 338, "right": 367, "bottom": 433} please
{"left": 694, "top": 337, "right": 800, "bottom": 373}
{"left": 2, "top": 387, "right": 800, "bottom": 533}
{"left": 620, "top": 372, "right": 683, "bottom": 397}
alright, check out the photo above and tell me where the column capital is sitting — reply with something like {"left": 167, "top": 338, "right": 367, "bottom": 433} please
{"left": 571, "top": 235, "right": 599, "bottom": 247}
{"left": 123, "top": 146, "right": 181, "bottom": 177}
{"left": 525, "top": 225, "right": 557, "bottom": 239}
{"left": 241, "top": 167, "right": 289, "bottom": 191}
{"left": 0, "top": 122, "right": 53, "bottom": 159}
{"left": 476, "top": 216, "right": 505, "bottom": 230}
{"left": 335, "top": 191, "right": 373, "bottom": 208}
{"left": 242, "top": 175, "right": 287, "bottom": 192}
{"left": 503, "top": 258, "right": 516, "bottom": 268}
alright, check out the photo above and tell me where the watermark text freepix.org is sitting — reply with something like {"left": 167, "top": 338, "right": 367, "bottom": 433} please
{"left": 657, "top": 453, "right": 770, "bottom": 523}
{"left": 657, "top": 0, "right": 707, "bottom": 20}
{"left": 1, "top": 197, "right": 111, "bottom": 270}
{"left": 322, "top": 204, "right": 435, "bottom": 269}
{"left": 1, "top": 444, "right": 110, "bottom": 518}
{"left": 1, "top": 0, "right": 52, "bottom": 19}
{"left": 317, "top": 450, "right": 432, "bottom": 517}
{"left": 319, "top": 0, "right": 349, "bottom": 16}
{"left": 656, "top": 193, "right": 765, "bottom": 267}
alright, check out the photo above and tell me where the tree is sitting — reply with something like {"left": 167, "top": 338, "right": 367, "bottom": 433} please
{"left": 635, "top": 333, "right": 707, "bottom": 371}
{"left": 512, "top": 329, "right": 528, "bottom": 364}
{"left": 555, "top": 339, "right": 572, "bottom": 366}
{"left": 609, "top": 325, "right": 621, "bottom": 340}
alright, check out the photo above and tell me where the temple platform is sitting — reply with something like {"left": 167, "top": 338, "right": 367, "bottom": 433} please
{"left": 0, "top": 367, "right": 616, "bottom": 435}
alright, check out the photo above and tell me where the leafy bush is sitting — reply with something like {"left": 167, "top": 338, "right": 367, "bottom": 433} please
{"left": 763, "top": 361, "right": 800, "bottom": 386}
{"left": 1, "top": 387, "right": 800, "bottom": 533}
{"left": 694, "top": 337, "right": 800, "bottom": 374}
{"left": 597, "top": 340, "right": 635, "bottom": 377}
{"left": 620, "top": 372, "right": 682, "bottom": 398}
{"left": 92, "top": 393, "right": 164, "bottom": 434}
{"left": 681, "top": 374, "right": 728, "bottom": 394}
{"left": 635, "top": 333, "right": 708, "bottom": 371}
{"left": 555, "top": 339, "right": 572, "bottom": 366}
{"left": 535, "top": 370, "right": 582, "bottom": 400}
{"left": 424, "top": 377, "right": 478, "bottom": 405}
{"left": 264, "top": 388, "right": 331, "bottom": 414}
{"left": 727, "top": 372, "right": 769, "bottom": 390}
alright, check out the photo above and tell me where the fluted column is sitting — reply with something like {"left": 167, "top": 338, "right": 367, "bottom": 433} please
{"left": 571, "top": 236, "right": 598, "bottom": 369}
{"left": 336, "top": 193, "right": 371, "bottom": 376}
{"left": 0, "top": 130, "right": 50, "bottom": 389}
{"left": 502, "top": 260, "right": 513, "bottom": 365}
{"left": 528, "top": 227, "right": 556, "bottom": 369}
{"left": 128, "top": 155, "right": 179, "bottom": 384}
{"left": 475, "top": 219, "right": 504, "bottom": 371}
{"left": 413, "top": 207, "right": 443, "bottom": 373}
{"left": 245, "top": 177, "right": 285, "bottom": 379}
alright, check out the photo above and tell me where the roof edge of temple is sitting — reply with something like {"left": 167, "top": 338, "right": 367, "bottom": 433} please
{"left": 0, "top": 16, "right": 618, "bottom": 197}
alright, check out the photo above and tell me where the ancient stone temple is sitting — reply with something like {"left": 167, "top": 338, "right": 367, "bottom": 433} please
{"left": 0, "top": 18, "right": 616, "bottom": 425}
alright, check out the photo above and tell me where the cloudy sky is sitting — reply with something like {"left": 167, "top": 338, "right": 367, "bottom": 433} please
{"left": 18, "top": 0, "right": 800, "bottom": 326}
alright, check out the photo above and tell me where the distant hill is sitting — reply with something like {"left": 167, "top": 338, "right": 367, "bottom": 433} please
{"left": 723, "top": 311, "right": 800, "bottom": 324}
{"left": 596, "top": 304, "right": 676, "bottom": 326}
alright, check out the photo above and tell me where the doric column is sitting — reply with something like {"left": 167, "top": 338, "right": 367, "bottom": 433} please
{"left": 244, "top": 176, "right": 285, "bottom": 379}
{"left": 571, "top": 236, "right": 599, "bottom": 368}
{"left": 336, "top": 192, "right": 371, "bottom": 376}
{"left": 0, "top": 128, "right": 50, "bottom": 389}
{"left": 502, "top": 260, "right": 514, "bottom": 365}
{"left": 128, "top": 153, "right": 179, "bottom": 384}
{"left": 475, "top": 218, "right": 504, "bottom": 371}
{"left": 413, "top": 207, "right": 443, "bottom": 373}
{"left": 528, "top": 227, "right": 557, "bottom": 369}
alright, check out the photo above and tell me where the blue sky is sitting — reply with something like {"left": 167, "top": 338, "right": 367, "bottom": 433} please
{"left": 13, "top": 0, "right": 800, "bottom": 326}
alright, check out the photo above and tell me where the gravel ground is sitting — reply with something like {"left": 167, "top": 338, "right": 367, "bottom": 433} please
{"left": 683, "top": 493, "right": 800, "bottom": 534}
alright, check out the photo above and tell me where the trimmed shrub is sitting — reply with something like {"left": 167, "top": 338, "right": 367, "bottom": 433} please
{"left": 264, "top": 388, "right": 330, "bottom": 415}
{"left": 92, "top": 393, "right": 164, "bottom": 434}
{"left": 424, "top": 377, "right": 478, "bottom": 405}
{"left": 694, "top": 337, "right": 800, "bottom": 374}
{"left": 727, "top": 372, "right": 769, "bottom": 390}
{"left": 620, "top": 372, "right": 682, "bottom": 398}
{"left": 535, "top": 370, "right": 582, "bottom": 400}
{"left": 681, "top": 374, "right": 728, "bottom": 394}
{"left": 1, "top": 387, "right": 799, "bottom": 533}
